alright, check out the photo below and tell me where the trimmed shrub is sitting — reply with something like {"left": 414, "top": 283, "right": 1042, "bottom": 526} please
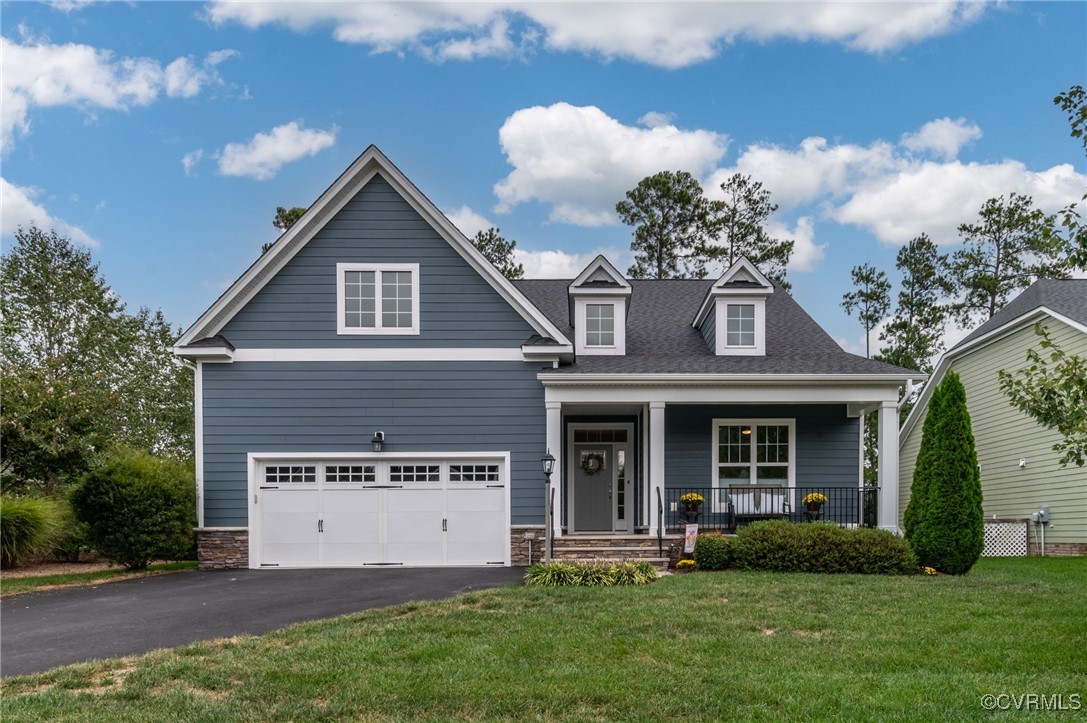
{"left": 692, "top": 531, "right": 731, "bottom": 570}
{"left": 0, "top": 496, "right": 57, "bottom": 568}
{"left": 50, "top": 499, "right": 93, "bottom": 562}
{"left": 731, "top": 520, "right": 915, "bottom": 575}
{"left": 524, "top": 561, "right": 657, "bottom": 586}
{"left": 71, "top": 450, "right": 196, "bottom": 570}
{"left": 905, "top": 371, "right": 984, "bottom": 575}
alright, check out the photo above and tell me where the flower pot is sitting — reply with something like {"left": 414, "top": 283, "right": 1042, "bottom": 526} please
{"left": 683, "top": 506, "right": 700, "bottom": 523}
{"left": 805, "top": 506, "right": 823, "bottom": 521}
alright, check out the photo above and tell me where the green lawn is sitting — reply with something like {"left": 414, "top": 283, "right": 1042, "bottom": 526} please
{"left": 3, "top": 558, "right": 1084, "bottom": 721}
{"left": 0, "top": 562, "right": 197, "bottom": 596}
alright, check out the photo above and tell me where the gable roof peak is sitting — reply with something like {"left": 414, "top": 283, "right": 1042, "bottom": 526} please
{"left": 569, "top": 254, "right": 632, "bottom": 293}
{"left": 176, "top": 144, "right": 570, "bottom": 348}
{"left": 713, "top": 256, "right": 774, "bottom": 290}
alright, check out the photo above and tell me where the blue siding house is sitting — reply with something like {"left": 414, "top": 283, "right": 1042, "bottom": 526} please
{"left": 175, "top": 146, "right": 921, "bottom": 569}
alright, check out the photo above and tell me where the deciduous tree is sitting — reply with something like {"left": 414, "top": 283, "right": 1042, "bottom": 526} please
{"left": 998, "top": 323, "right": 1087, "bottom": 467}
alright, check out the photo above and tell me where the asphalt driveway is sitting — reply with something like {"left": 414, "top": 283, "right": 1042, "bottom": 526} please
{"left": 1, "top": 566, "right": 524, "bottom": 677}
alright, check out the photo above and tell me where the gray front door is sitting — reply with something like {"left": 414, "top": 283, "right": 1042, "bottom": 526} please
{"left": 573, "top": 444, "right": 612, "bottom": 531}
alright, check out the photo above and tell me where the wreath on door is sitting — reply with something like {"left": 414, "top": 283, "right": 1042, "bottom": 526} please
{"left": 579, "top": 452, "right": 605, "bottom": 476}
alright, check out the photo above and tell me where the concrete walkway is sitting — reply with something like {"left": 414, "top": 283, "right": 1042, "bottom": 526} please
{"left": 1, "top": 566, "right": 524, "bottom": 677}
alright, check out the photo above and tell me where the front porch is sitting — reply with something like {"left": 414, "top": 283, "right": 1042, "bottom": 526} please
{"left": 541, "top": 382, "right": 905, "bottom": 553}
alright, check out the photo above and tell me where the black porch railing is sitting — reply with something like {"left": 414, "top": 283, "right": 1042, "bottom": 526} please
{"left": 663, "top": 486, "right": 879, "bottom": 533}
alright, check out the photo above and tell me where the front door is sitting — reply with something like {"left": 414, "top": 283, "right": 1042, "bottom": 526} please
{"left": 569, "top": 425, "right": 634, "bottom": 533}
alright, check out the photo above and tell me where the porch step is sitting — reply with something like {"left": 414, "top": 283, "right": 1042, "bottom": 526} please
{"left": 552, "top": 545, "right": 669, "bottom": 560}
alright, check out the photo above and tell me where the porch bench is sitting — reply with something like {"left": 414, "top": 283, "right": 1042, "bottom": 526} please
{"left": 728, "top": 485, "right": 791, "bottom": 524}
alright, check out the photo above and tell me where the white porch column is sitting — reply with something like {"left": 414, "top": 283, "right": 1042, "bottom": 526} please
{"left": 545, "top": 401, "right": 563, "bottom": 538}
{"left": 648, "top": 401, "right": 666, "bottom": 537}
{"left": 877, "top": 400, "right": 900, "bottom": 533}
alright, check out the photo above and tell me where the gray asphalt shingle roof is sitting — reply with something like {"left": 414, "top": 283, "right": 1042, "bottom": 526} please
{"left": 955, "top": 279, "right": 1087, "bottom": 348}
{"left": 514, "top": 278, "right": 920, "bottom": 376}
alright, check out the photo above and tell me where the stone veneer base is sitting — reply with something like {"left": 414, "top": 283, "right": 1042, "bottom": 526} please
{"left": 196, "top": 528, "right": 249, "bottom": 570}
{"left": 1027, "top": 542, "right": 1087, "bottom": 557}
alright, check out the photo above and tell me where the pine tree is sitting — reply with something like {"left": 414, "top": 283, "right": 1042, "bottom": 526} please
{"left": 949, "top": 193, "right": 1071, "bottom": 327}
{"left": 470, "top": 227, "right": 524, "bottom": 280}
{"left": 905, "top": 371, "right": 984, "bottom": 574}
{"left": 617, "top": 170, "right": 717, "bottom": 279}
{"left": 705, "top": 173, "right": 794, "bottom": 288}
{"left": 841, "top": 263, "right": 891, "bottom": 358}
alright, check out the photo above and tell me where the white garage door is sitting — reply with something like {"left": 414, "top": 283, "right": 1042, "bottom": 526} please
{"left": 254, "top": 457, "right": 508, "bottom": 568}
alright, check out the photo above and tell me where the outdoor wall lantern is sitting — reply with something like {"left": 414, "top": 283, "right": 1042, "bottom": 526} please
{"left": 371, "top": 431, "right": 385, "bottom": 453}
{"left": 542, "top": 451, "right": 556, "bottom": 478}
{"left": 542, "top": 450, "right": 556, "bottom": 562}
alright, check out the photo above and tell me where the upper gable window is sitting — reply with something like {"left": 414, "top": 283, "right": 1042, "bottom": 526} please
{"left": 725, "top": 304, "right": 755, "bottom": 347}
{"left": 585, "top": 304, "right": 615, "bottom": 347}
{"left": 337, "top": 263, "right": 420, "bottom": 335}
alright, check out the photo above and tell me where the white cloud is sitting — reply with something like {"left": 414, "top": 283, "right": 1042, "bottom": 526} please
{"left": 833, "top": 160, "right": 1084, "bottom": 244}
{"left": 1, "top": 177, "right": 96, "bottom": 248}
{"left": 0, "top": 37, "right": 238, "bottom": 153}
{"left": 515, "top": 247, "right": 631, "bottom": 279}
{"left": 494, "top": 103, "right": 728, "bottom": 225}
{"left": 445, "top": 205, "right": 494, "bottom": 238}
{"left": 638, "top": 111, "right": 676, "bottom": 129}
{"left": 216, "top": 122, "right": 337, "bottom": 180}
{"left": 182, "top": 149, "right": 204, "bottom": 176}
{"left": 706, "top": 119, "right": 1084, "bottom": 245}
{"left": 47, "top": 0, "right": 96, "bottom": 13}
{"left": 708, "top": 136, "right": 899, "bottom": 207}
{"left": 769, "top": 216, "right": 825, "bottom": 273}
{"left": 206, "top": 2, "right": 989, "bottom": 68}
{"left": 900, "top": 117, "right": 982, "bottom": 160}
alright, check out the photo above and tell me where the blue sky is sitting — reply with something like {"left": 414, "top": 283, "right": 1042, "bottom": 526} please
{"left": 2, "top": 1, "right": 1084, "bottom": 354}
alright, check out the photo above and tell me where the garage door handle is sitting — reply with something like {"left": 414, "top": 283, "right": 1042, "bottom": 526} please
{"left": 486, "top": 484, "right": 504, "bottom": 488}
{"left": 318, "top": 519, "right": 323, "bottom": 533}
{"left": 363, "top": 485, "right": 404, "bottom": 489}
{"left": 442, "top": 519, "right": 447, "bottom": 532}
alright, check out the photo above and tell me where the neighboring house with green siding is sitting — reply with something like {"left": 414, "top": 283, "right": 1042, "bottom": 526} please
{"left": 899, "top": 280, "right": 1087, "bottom": 556}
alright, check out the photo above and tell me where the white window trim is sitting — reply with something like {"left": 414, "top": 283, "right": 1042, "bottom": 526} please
{"left": 584, "top": 303, "right": 616, "bottom": 349}
{"left": 710, "top": 418, "right": 796, "bottom": 509}
{"left": 573, "top": 296, "right": 626, "bottom": 355}
{"left": 724, "top": 303, "right": 756, "bottom": 348}
{"left": 715, "top": 297, "right": 765, "bottom": 356}
{"left": 336, "top": 262, "right": 420, "bottom": 335}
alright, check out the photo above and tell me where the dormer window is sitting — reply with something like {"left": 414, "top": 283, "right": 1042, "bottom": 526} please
{"left": 337, "top": 262, "right": 420, "bottom": 335}
{"left": 692, "top": 257, "right": 773, "bottom": 357}
{"left": 725, "top": 304, "right": 755, "bottom": 347}
{"left": 569, "top": 255, "right": 631, "bottom": 357}
{"left": 586, "top": 304, "right": 615, "bottom": 347}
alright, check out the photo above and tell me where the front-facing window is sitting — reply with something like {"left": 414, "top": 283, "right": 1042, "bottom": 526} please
{"left": 337, "top": 263, "right": 419, "bottom": 335}
{"left": 713, "top": 419, "right": 794, "bottom": 488}
{"left": 725, "top": 304, "right": 755, "bottom": 346}
{"left": 585, "top": 304, "right": 615, "bottom": 347}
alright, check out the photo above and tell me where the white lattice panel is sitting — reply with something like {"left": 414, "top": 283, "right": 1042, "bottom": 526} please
{"left": 983, "top": 521, "right": 1028, "bottom": 557}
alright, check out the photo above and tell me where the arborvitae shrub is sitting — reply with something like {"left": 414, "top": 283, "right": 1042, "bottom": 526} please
{"left": 71, "top": 450, "right": 196, "bottom": 569}
{"left": 0, "top": 496, "right": 57, "bottom": 568}
{"left": 906, "top": 371, "right": 984, "bottom": 575}
{"left": 692, "top": 532, "right": 731, "bottom": 570}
